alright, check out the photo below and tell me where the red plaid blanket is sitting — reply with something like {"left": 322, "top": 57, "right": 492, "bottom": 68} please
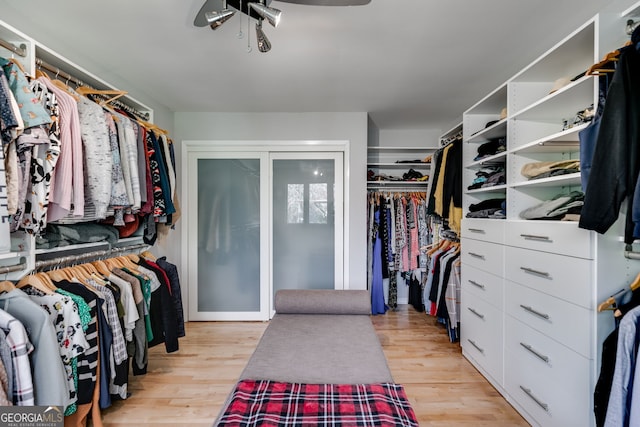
{"left": 217, "top": 380, "right": 419, "bottom": 426}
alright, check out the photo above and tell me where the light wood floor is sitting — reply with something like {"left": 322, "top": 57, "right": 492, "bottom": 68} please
{"left": 101, "top": 305, "right": 528, "bottom": 426}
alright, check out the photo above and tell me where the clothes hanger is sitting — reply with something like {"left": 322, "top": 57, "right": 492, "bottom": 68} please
{"left": 140, "top": 250, "right": 157, "bottom": 261}
{"left": 586, "top": 49, "right": 619, "bottom": 76}
{"left": 0, "top": 281, "right": 16, "bottom": 294}
{"left": 629, "top": 272, "right": 640, "bottom": 292}
{"left": 75, "top": 86, "right": 128, "bottom": 106}
{"left": 597, "top": 296, "right": 617, "bottom": 312}
{"left": 17, "top": 272, "right": 55, "bottom": 294}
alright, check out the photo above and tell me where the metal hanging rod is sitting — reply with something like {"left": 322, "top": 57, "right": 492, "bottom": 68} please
{"left": 624, "top": 244, "right": 640, "bottom": 260}
{"left": 35, "top": 58, "right": 150, "bottom": 121}
{"left": 0, "top": 37, "right": 27, "bottom": 57}
{"left": 34, "top": 242, "right": 149, "bottom": 270}
{"left": 0, "top": 258, "right": 27, "bottom": 275}
{"left": 627, "top": 19, "right": 640, "bottom": 36}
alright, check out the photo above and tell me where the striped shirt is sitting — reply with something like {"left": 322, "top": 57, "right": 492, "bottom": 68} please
{"left": 0, "top": 310, "right": 34, "bottom": 405}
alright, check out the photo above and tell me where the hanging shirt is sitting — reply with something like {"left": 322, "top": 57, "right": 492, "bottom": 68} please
{"left": 76, "top": 96, "right": 112, "bottom": 219}
{"left": 0, "top": 309, "right": 33, "bottom": 406}
{"left": 39, "top": 77, "right": 84, "bottom": 220}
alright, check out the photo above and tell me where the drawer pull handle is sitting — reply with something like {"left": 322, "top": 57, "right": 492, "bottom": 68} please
{"left": 467, "top": 307, "right": 485, "bottom": 319}
{"left": 468, "top": 280, "right": 485, "bottom": 290}
{"left": 520, "top": 234, "right": 551, "bottom": 242}
{"left": 519, "top": 385, "right": 549, "bottom": 412}
{"left": 519, "top": 342, "right": 550, "bottom": 364}
{"left": 468, "top": 228, "right": 485, "bottom": 233}
{"left": 520, "top": 267, "right": 550, "bottom": 278}
{"left": 520, "top": 304, "right": 550, "bottom": 320}
{"left": 467, "top": 339, "right": 484, "bottom": 354}
{"left": 468, "top": 252, "right": 485, "bottom": 260}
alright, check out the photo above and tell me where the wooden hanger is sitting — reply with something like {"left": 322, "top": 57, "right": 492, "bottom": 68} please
{"left": 75, "top": 86, "right": 127, "bottom": 106}
{"left": 0, "top": 281, "right": 16, "bottom": 294}
{"left": 91, "top": 260, "right": 112, "bottom": 277}
{"left": 630, "top": 272, "right": 640, "bottom": 292}
{"left": 140, "top": 250, "right": 157, "bottom": 261}
{"left": 586, "top": 50, "right": 619, "bottom": 76}
{"left": 17, "top": 273, "right": 55, "bottom": 295}
{"left": 597, "top": 296, "right": 616, "bottom": 313}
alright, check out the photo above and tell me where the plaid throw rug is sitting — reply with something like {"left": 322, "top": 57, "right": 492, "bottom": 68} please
{"left": 217, "top": 380, "right": 419, "bottom": 426}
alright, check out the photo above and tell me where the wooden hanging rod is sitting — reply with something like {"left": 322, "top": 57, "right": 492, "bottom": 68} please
{"left": 0, "top": 37, "right": 26, "bottom": 57}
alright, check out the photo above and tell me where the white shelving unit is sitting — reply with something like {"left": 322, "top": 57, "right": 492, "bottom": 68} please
{"left": 367, "top": 146, "right": 437, "bottom": 190}
{"left": 0, "top": 18, "right": 152, "bottom": 280}
{"left": 459, "top": 8, "right": 640, "bottom": 427}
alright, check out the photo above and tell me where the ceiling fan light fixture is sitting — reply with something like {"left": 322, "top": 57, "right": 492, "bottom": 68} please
{"left": 205, "top": 9, "right": 236, "bottom": 30}
{"left": 255, "top": 20, "right": 272, "bottom": 52}
{"left": 249, "top": 2, "right": 282, "bottom": 28}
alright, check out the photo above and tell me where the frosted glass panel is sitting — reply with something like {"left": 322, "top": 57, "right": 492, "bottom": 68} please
{"left": 273, "top": 159, "right": 335, "bottom": 292}
{"left": 197, "top": 159, "right": 260, "bottom": 312}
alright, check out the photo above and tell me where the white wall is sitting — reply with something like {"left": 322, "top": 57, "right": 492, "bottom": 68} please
{"left": 378, "top": 128, "right": 442, "bottom": 148}
{"left": 172, "top": 112, "right": 369, "bottom": 314}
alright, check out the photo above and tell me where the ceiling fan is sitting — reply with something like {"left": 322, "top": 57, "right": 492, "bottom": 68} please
{"left": 194, "top": 0, "right": 371, "bottom": 28}
{"left": 194, "top": 0, "right": 370, "bottom": 52}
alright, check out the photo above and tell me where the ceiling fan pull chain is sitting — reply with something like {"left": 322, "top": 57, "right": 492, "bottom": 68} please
{"left": 237, "top": 0, "right": 244, "bottom": 39}
{"left": 247, "top": 11, "right": 252, "bottom": 52}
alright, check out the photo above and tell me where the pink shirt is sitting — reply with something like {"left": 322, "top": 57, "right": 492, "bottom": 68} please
{"left": 40, "top": 77, "right": 84, "bottom": 220}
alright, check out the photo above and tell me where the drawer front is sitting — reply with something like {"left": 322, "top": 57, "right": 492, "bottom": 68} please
{"left": 505, "top": 247, "right": 593, "bottom": 309}
{"left": 505, "top": 321, "right": 591, "bottom": 427}
{"left": 505, "top": 280, "right": 591, "bottom": 357}
{"left": 460, "top": 290, "right": 503, "bottom": 385}
{"left": 461, "top": 264, "right": 503, "bottom": 309}
{"left": 505, "top": 221, "right": 593, "bottom": 259}
{"left": 461, "top": 218, "right": 505, "bottom": 244}
{"left": 461, "top": 238, "right": 504, "bottom": 276}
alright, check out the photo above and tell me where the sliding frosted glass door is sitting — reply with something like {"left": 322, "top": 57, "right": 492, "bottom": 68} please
{"left": 185, "top": 143, "right": 344, "bottom": 321}
{"left": 188, "top": 153, "right": 269, "bottom": 321}
{"left": 271, "top": 153, "right": 344, "bottom": 297}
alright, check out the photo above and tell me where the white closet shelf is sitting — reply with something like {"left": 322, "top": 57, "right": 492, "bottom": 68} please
{"left": 465, "top": 184, "right": 507, "bottom": 194}
{"left": 511, "top": 173, "right": 581, "bottom": 189}
{"left": 367, "top": 162, "right": 431, "bottom": 168}
{"left": 509, "top": 75, "right": 594, "bottom": 122}
{"left": 465, "top": 119, "right": 507, "bottom": 144}
{"left": 465, "top": 152, "right": 507, "bottom": 169}
{"left": 510, "top": 124, "right": 587, "bottom": 154}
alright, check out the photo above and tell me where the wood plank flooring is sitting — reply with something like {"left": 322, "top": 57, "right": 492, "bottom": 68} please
{"left": 101, "top": 305, "right": 528, "bottom": 426}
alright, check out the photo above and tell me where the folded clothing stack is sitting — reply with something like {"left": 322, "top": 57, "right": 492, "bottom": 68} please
{"left": 473, "top": 138, "right": 506, "bottom": 161}
{"left": 466, "top": 198, "right": 506, "bottom": 219}
{"left": 519, "top": 191, "right": 584, "bottom": 221}
{"left": 521, "top": 160, "right": 580, "bottom": 180}
{"left": 468, "top": 165, "right": 505, "bottom": 190}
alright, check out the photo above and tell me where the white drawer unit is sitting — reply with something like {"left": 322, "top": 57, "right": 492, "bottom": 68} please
{"left": 460, "top": 263, "right": 504, "bottom": 309}
{"left": 505, "top": 318, "right": 591, "bottom": 427}
{"left": 505, "top": 221, "right": 594, "bottom": 259}
{"left": 505, "top": 280, "right": 592, "bottom": 357}
{"left": 461, "top": 238, "right": 504, "bottom": 276}
{"left": 461, "top": 290, "right": 504, "bottom": 386}
{"left": 505, "top": 317, "right": 592, "bottom": 427}
{"left": 505, "top": 246, "right": 593, "bottom": 309}
{"left": 461, "top": 218, "right": 505, "bottom": 244}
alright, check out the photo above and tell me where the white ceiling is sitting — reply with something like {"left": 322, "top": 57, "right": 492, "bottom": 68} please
{"left": 0, "top": 0, "right": 628, "bottom": 131}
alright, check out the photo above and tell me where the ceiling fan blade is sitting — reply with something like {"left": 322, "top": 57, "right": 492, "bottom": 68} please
{"left": 194, "top": 0, "right": 224, "bottom": 27}
{"left": 275, "top": 0, "right": 370, "bottom": 5}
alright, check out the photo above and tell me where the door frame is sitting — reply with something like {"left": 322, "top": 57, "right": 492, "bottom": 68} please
{"left": 182, "top": 140, "right": 349, "bottom": 321}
